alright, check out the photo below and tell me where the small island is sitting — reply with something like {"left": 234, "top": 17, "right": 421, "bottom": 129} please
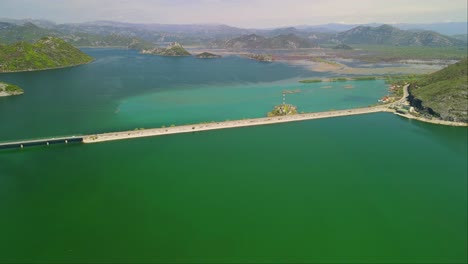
{"left": 247, "top": 54, "right": 274, "bottom": 62}
{"left": 0, "top": 37, "right": 93, "bottom": 72}
{"left": 333, "top": 43, "right": 353, "bottom": 50}
{"left": 267, "top": 104, "right": 298, "bottom": 117}
{"left": 0, "top": 82, "right": 24, "bottom": 97}
{"left": 141, "top": 42, "right": 191, "bottom": 56}
{"left": 195, "top": 52, "right": 222, "bottom": 59}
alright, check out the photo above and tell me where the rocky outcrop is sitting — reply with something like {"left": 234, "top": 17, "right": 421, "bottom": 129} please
{"left": 141, "top": 42, "right": 191, "bottom": 56}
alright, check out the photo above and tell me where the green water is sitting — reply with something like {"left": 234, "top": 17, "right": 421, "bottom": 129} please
{"left": 0, "top": 49, "right": 467, "bottom": 263}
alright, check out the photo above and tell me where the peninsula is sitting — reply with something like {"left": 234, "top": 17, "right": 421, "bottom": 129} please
{"left": 0, "top": 37, "right": 93, "bottom": 72}
{"left": 0, "top": 82, "right": 23, "bottom": 96}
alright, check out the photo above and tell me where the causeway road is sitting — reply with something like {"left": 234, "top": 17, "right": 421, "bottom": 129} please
{"left": 83, "top": 105, "right": 390, "bottom": 144}
{"left": 84, "top": 85, "right": 414, "bottom": 144}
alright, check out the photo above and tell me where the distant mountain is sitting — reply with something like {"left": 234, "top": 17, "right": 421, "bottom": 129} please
{"left": 54, "top": 21, "right": 252, "bottom": 45}
{"left": 263, "top": 27, "right": 303, "bottom": 36}
{"left": 0, "top": 22, "right": 59, "bottom": 44}
{"left": 2, "top": 19, "right": 466, "bottom": 48}
{"left": 409, "top": 58, "right": 468, "bottom": 122}
{"left": 395, "top": 22, "right": 468, "bottom": 36}
{"left": 214, "top": 34, "right": 317, "bottom": 49}
{"left": 296, "top": 22, "right": 468, "bottom": 35}
{"left": 296, "top": 23, "right": 364, "bottom": 33}
{"left": 0, "top": 37, "right": 93, "bottom": 72}
{"left": 0, "top": 18, "right": 57, "bottom": 28}
{"left": 0, "top": 22, "right": 153, "bottom": 49}
{"left": 337, "top": 24, "right": 464, "bottom": 46}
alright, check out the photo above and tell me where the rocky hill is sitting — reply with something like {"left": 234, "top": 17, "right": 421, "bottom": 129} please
{"left": 409, "top": 58, "right": 468, "bottom": 122}
{"left": 213, "top": 34, "right": 316, "bottom": 49}
{"left": 141, "top": 42, "right": 191, "bottom": 56}
{"left": 0, "top": 37, "right": 93, "bottom": 72}
{"left": 337, "top": 24, "right": 464, "bottom": 47}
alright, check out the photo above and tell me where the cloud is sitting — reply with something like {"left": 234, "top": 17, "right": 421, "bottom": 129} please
{"left": 0, "top": 0, "right": 466, "bottom": 27}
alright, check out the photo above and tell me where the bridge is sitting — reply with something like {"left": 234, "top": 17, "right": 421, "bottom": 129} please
{"left": 0, "top": 136, "right": 83, "bottom": 150}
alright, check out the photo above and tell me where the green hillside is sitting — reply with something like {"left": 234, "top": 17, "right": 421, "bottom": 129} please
{"left": 0, "top": 37, "right": 93, "bottom": 72}
{"left": 409, "top": 58, "right": 468, "bottom": 122}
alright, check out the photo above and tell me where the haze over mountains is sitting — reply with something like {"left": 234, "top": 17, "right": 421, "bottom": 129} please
{"left": 0, "top": 18, "right": 466, "bottom": 49}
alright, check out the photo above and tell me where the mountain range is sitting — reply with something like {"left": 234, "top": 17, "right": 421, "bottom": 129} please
{"left": 336, "top": 24, "right": 464, "bottom": 46}
{"left": 3, "top": 18, "right": 466, "bottom": 35}
{"left": 210, "top": 34, "right": 317, "bottom": 49}
{"left": 0, "top": 19, "right": 466, "bottom": 49}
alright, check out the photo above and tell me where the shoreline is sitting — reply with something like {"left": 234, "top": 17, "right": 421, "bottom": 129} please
{"left": 0, "top": 91, "right": 24, "bottom": 97}
{"left": 0, "top": 59, "right": 95, "bottom": 74}
{"left": 394, "top": 113, "right": 467, "bottom": 126}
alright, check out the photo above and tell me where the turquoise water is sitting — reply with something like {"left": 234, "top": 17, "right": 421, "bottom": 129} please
{"left": 118, "top": 79, "right": 387, "bottom": 128}
{"left": 0, "top": 49, "right": 466, "bottom": 263}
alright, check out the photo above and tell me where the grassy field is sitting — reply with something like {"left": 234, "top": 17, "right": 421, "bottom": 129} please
{"left": 347, "top": 45, "right": 467, "bottom": 62}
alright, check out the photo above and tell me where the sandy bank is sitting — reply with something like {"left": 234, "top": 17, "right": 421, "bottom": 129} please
{"left": 0, "top": 60, "right": 94, "bottom": 74}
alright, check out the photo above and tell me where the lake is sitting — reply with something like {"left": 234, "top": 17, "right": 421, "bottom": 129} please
{"left": 0, "top": 49, "right": 466, "bottom": 263}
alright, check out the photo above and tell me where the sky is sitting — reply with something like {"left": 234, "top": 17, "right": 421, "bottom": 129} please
{"left": 0, "top": 0, "right": 467, "bottom": 28}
